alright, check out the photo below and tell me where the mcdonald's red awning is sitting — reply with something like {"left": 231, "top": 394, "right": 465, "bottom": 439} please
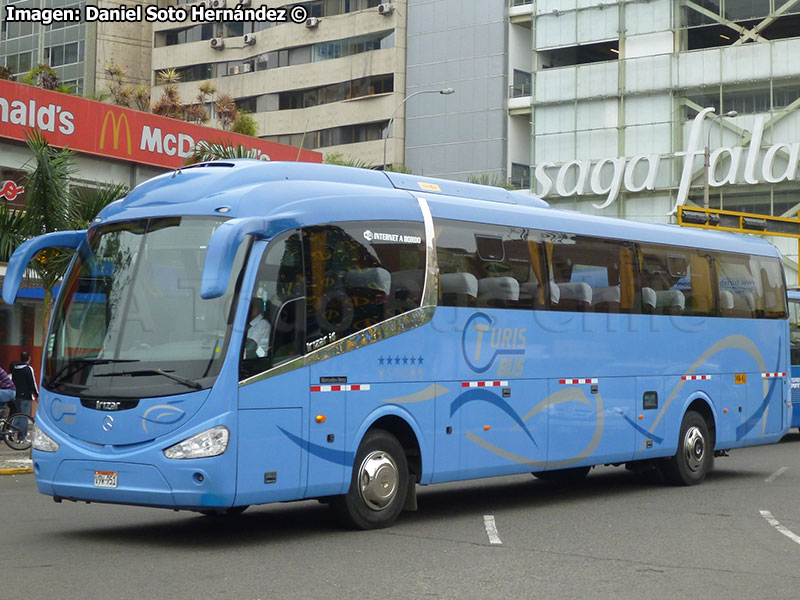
{"left": 0, "top": 78, "right": 322, "bottom": 169}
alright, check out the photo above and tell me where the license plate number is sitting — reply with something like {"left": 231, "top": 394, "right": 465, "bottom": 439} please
{"left": 94, "top": 470, "right": 118, "bottom": 488}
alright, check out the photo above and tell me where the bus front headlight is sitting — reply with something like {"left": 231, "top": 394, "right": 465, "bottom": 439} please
{"left": 163, "top": 426, "right": 229, "bottom": 459}
{"left": 33, "top": 426, "right": 59, "bottom": 452}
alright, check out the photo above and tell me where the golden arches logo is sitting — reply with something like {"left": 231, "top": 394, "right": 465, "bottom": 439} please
{"left": 99, "top": 111, "right": 132, "bottom": 155}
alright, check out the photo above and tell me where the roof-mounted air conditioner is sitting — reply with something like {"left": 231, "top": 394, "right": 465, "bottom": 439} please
{"left": 210, "top": 37, "right": 224, "bottom": 50}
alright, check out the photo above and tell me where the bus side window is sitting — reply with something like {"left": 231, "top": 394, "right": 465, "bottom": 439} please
{"left": 239, "top": 230, "right": 306, "bottom": 381}
{"left": 303, "top": 221, "right": 426, "bottom": 347}
{"left": 433, "top": 219, "right": 544, "bottom": 310}
{"left": 549, "top": 234, "right": 634, "bottom": 314}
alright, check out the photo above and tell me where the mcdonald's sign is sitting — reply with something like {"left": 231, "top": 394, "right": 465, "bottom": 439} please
{"left": 0, "top": 78, "right": 322, "bottom": 169}
{"left": 99, "top": 111, "right": 132, "bottom": 155}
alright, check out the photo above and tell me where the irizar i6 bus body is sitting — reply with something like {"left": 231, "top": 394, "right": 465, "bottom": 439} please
{"left": 3, "top": 161, "right": 791, "bottom": 529}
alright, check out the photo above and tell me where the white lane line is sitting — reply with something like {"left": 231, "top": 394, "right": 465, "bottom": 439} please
{"left": 760, "top": 510, "right": 800, "bottom": 546}
{"left": 483, "top": 515, "right": 502, "bottom": 545}
{"left": 765, "top": 466, "right": 788, "bottom": 483}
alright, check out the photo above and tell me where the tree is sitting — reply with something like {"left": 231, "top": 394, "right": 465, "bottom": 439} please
{"left": 231, "top": 111, "right": 258, "bottom": 136}
{"left": 6, "top": 130, "right": 128, "bottom": 346}
{"left": 214, "top": 93, "right": 239, "bottom": 131}
{"left": 105, "top": 60, "right": 132, "bottom": 107}
{"left": 152, "top": 69, "right": 185, "bottom": 119}
{"left": 184, "top": 140, "right": 262, "bottom": 165}
{"left": 468, "top": 173, "right": 514, "bottom": 190}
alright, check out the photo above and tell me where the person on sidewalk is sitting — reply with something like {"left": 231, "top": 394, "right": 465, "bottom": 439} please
{"left": 0, "top": 366, "right": 15, "bottom": 415}
{"left": 10, "top": 352, "right": 37, "bottom": 436}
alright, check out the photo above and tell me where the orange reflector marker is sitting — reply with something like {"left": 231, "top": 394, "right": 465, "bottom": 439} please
{"left": 638, "top": 415, "right": 644, "bottom": 420}
{"left": 723, "top": 408, "right": 728, "bottom": 413}
{"left": 483, "top": 425, "right": 491, "bottom": 431}
{"left": 315, "top": 415, "right": 326, "bottom": 423}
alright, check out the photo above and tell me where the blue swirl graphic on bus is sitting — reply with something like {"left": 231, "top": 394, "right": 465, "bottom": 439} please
{"left": 450, "top": 388, "right": 537, "bottom": 446}
{"left": 279, "top": 427, "right": 355, "bottom": 465}
{"left": 461, "top": 312, "right": 525, "bottom": 374}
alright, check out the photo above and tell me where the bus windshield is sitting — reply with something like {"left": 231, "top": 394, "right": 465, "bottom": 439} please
{"left": 45, "top": 216, "right": 246, "bottom": 399}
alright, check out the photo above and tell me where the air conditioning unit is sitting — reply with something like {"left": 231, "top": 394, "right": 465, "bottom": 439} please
{"left": 243, "top": 33, "right": 256, "bottom": 45}
{"left": 210, "top": 37, "right": 224, "bottom": 50}
{"left": 305, "top": 17, "right": 320, "bottom": 28}
{"left": 377, "top": 3, "right": 394, "bottom": 15}
{"left": 242, "top": 62, "right": 252, "bottom": 72}
{"left": 211, "top": 0, "right": 226, "bottom": 8}
{"left": 238, "top": 0, "right": 251, "bottom": 6}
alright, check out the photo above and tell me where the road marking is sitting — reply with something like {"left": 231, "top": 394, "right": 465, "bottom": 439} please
{"left": 483, "top": 515, "right": 502, "bottom": 545}
{"left": 760, "top": 510, "right": 800, "bottom": 546}
{"left": 765, "top": 467, "right": 788, "bottom": 483}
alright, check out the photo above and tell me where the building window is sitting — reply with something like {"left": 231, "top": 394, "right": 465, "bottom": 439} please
{"left": 510, "top": 163, "right": 530, "bottom": 190}
{"left": 512, "top": 70, "right": 531, "bottom": 97}
{"left": 539, "top": 40, "right": 619, "bottom": 69}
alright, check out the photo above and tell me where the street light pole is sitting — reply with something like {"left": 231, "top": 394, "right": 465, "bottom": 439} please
{"left": 382, "top": 87, "right": 455, "bottom": 171}
{"left": 704, "top": 109, "right": 738, "bottom": 209}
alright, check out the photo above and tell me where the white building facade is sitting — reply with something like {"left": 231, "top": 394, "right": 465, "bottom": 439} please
{"left": 151, "top": 0, "right": 407, "bottom": 166}
{"left": 520, "top": 0, "right": 800, "bottom": 278}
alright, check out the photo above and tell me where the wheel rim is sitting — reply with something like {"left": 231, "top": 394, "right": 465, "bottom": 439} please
{"left": 683, "top": 426, "right": 706, "bottom": 472}
{"left": 357, "top": 450, "right": 399, "bottom": 511}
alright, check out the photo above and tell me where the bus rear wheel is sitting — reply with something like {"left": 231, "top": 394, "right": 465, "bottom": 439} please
{"left": 660, "top": 410, "right": 713, "bottom": 486}
{"left": 331, "top": 429, "right": 409, "bottom": 530}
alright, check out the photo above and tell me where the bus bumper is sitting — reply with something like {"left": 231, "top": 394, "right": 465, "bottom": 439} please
{"left": 33, "top": 453, "right": 237, "bottom": 509}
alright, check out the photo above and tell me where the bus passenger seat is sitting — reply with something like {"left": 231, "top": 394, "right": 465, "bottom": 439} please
{"left": 520, "top": 280, "right": 560, "bottom": 307}
{"left": 655, "top": 289, "right": 685, "bottom": 315}
{"left": 389, "top": 269, "right": 423, "bottom": 314}
{"left": 477, "top": 277, "right": 520, "bottom": 308}
{"left": 440, "top": 272, "right": 478, "bottom": 307}
{"left": 345, "top": 267, "right": 392, "bottom": 319}
{"left": 591, "top": 285, "right": 621, "bottom": 313}
{"left": 555, "top": 282, "right": 592, "bottom": 311}
{"left": 641, "top": 287, "right": 656, "bottom": 313}
{"left": 719, "top": 290, "right": 734, "bottom": 312}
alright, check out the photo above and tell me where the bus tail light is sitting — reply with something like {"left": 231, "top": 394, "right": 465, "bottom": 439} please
{"left": 163, "top": 426, "right": 229, "bottom": 459}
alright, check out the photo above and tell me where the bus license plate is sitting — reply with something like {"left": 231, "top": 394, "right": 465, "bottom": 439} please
{"left": 94, "top": 470, "right": 118, "bottom": 488}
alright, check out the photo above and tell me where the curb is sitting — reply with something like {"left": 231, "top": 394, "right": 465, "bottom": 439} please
{"left": 0, "top": 466, "right": 33, "bottom": 475}
{"left": 0, "top": 458, "right": 33, "bottom": 475}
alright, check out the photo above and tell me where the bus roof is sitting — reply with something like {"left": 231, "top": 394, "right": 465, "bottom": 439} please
{"left": 96, "top": 160, "right": 781, "bottom": 259}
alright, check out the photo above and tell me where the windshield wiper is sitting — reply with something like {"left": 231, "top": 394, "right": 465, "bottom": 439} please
{"left": 49, "top": 358, "right": 140, "bottom": 385}
{"left": 94, "top": 368, "right": 203, "bottom": 390}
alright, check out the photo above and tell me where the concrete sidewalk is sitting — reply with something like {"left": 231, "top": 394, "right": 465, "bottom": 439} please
{"left": 0, "top": 442, "right": 33, "bottom": 475}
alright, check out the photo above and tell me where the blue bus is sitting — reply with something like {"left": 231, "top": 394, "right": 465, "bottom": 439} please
{"left": 2, "top": 161, "right": 791, "bottom": 529}
{"left": 787, "top": 290, "right": 800, "bottom": 431}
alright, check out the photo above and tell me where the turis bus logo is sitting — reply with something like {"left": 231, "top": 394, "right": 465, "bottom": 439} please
{"left": 0, "top": 180, "right": 24, "bottom": 201}
{"left": 99, "top": 110, "right": 132, "bottom": 154}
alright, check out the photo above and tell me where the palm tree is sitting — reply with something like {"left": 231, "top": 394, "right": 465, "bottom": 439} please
{"left": 184, "top": 140, "right": 262, "bottom": 165}
{"left": 7, "top": 130, "right": 129, "bottom": 345}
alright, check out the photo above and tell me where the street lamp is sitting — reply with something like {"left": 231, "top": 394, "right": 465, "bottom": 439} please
{"left": 704, "top": 109, "right": 738, "bottom": 209}
{"left": 382, "top": 87, "right": 455, "bottom": 171}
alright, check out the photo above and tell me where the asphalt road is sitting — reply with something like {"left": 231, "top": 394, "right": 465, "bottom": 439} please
{"left": 3, "top": 433, "right": 800, "bottom": 600}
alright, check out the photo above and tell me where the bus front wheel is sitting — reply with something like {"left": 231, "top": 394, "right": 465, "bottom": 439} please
{"left": 331, "top": 429, "right": 409, "bottom": 530}
{"left": 660, "top": 410, "right": 713, "bottom": 486}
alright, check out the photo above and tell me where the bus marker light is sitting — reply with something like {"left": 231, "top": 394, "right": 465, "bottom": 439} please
{"left": 638, "top": 415, "right": 644, "bottom": 420}
{"left": 483, "top": 425, "right": 491, "bottom": 431}
{"left": 723, "top": 408, "right": 729, "bottom": 413}
{"left": 316, "top": 415, "right": 327, "bottom": 423}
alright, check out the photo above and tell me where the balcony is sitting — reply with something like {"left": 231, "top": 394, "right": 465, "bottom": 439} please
{"left": 509, "top": 0, "right": 533, "bottom": 26}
